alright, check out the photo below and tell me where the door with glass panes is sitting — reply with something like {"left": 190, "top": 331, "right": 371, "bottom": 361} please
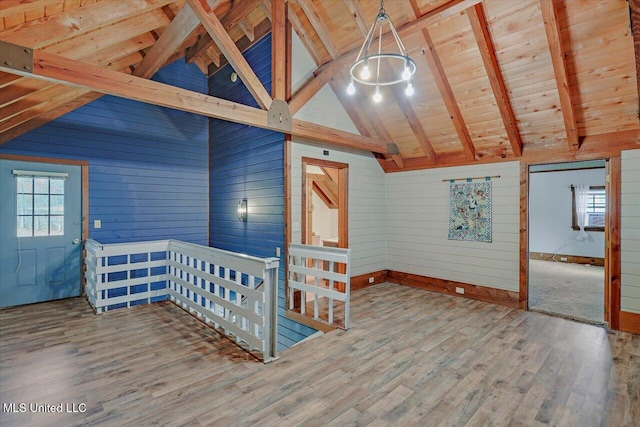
{"left": 0, "top": 159, "right": 82, "bottom": 308}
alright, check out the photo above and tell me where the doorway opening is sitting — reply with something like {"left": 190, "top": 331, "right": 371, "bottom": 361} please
{"left": 527, "top": 160, "right": 607, "bottom": 324}
{"left": 301, "top": 157, "right": 348, "bottom": 250}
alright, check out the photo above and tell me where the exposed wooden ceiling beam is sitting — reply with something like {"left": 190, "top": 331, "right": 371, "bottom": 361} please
{"left": 296, "top": 0, "right": 339, "bottom": 59}
{"left": 467, "top": 3, "right": 523, "bottom": 157}
{"left": 187, "top": 0, "right": 272, "bottom": 109}
{"left": 134, "top": 0, "right": 231, "bottom": 79}
{"left": 416, "top": 22, "right": 476, "bottom": 160}
{"left": 386, "top": 76, "right": 437, "bottom": 164}
{"left": 0, "top": 0, "right": 175, "bottom": 50}
{"left": 381, "top": 130, "right": 640, "bottom": 172}
{"left": 342, "top": 0, "right": 369, "bottom": 37}
{"left": 540, "top": 0, "right": 579, "bottom": 152}
{"left": 314, "top": 0, "right": 483, "bottom": 76}
{"left": 206, "top": 19, "right": 272, "bottom": 76}
{"left": 286, "top": 1, "right": 324, "bottom": 65}
{"left": 289, "top": 60, "right": 343, "bottom": 115}
{"left": 0, "top": 47, "right": 387, "bottom": 153}
{"left": 185, "top": 0, "right": 262, "bottom": 61}
{"left": 239, "top": 18, "right": 256, "bottom": 41}
{"left": 271, "top": 0, "right": 287, "bottom": 101}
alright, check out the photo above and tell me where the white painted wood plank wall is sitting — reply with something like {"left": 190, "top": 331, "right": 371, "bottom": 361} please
{"left": 621, "top": 149, "right": 640, "bottom": 314}
{"left": 385, "top": 162, "right": 521, "bottom": 292}
{"left": 290, "top": 142, "right": 386, "bottom": 277}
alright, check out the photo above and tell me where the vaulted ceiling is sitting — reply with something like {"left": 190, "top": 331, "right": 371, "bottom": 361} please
{"left": 1, "top": 0, "right": 639, "bottom": 171}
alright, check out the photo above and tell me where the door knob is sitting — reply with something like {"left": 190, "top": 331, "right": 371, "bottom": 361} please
{"left": 72, "top": 238, "right": 80, "bottom": 244}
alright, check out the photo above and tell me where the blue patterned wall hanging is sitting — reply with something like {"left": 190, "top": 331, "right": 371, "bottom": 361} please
{"left": 448, "top": 179, "right": 492, "bottom": 242}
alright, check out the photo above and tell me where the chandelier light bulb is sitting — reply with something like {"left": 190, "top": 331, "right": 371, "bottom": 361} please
{"left": 373, "top": 86, "right": 382, "bottom": 103}
{"left": 361, "top": 64, "right": 371, "bottom": 80}
{"left": 347, "top": 81, "right": 356, "bottom": 95}
{"left": 405, "top": 83, "right": 414, "bottom": 96}
{"left": 402, "top": 66, "right": 411, "bottom": 81}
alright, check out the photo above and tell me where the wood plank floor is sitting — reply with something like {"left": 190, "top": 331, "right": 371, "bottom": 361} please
{"left": 1, "top": 283, "right": 639, "bottom": 426}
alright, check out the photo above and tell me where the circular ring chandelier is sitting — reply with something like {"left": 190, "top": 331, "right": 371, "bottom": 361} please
{"left": 347, "top": 0, "right": 416, "bottom": 101}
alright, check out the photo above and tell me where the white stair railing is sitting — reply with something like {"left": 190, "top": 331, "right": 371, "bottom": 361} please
{"left": 84, "top": 239, "right": 279, "bottom": 362}
{"left": 288, "top": 244, "right": 351, "bottom": 329}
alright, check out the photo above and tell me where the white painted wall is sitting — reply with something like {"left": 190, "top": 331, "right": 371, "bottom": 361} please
{"left": 290, "top": 29, "right": 385, "bottom": 277}
{"left": 291, "top": 142, "right": 386, "bottom": 277}
{"left": 386, "top": 162, "right": 521, "bottom": 292}
{"left": 529, "top": 168, "right": 605, "bottom": 258}
{"left": 311, "top": 191, "right": 338, "bottom": 242}
{"left": 621, "top": 149, "right": 640, "bottom": 314}
{"left": 291, "top": 31, "right": 358, "bottom": 134}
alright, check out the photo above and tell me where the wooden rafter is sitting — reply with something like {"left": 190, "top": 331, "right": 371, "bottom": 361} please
{"left": 289, "top": 60, "right": 342, "bottom": 115}
{"left": 296, "top": 0, "right": 339, "bottom": 59}
{"left": 287, "top": 1, "right": 324, "bottom": 65}
{"left": 417, "top": 25, "right": 476, "bottom": 160}
{"left": 540, "top": 0, "right": 579, "bottom": 152}
{"left": 342, "top": 0, "right": 369, "bottom": 37}
{"left": 0, "top": 47, "right": 387, "bottom": 153}
{"left": 314, "top": 0, "right": 483, "bottom": 77}
{"left": 134, "top": 0, "right": 231, "bottom": 79}
{"left": 386, "top": 75, "right": 437, "bottom": 164}
{"left": 186, "top": 0, "right": 262, "bottom": 64}
{"left": 467, "top": 3, "right": 523, "bottom": 157}
{"left": 0, "top": 0, "right": 175, "bottom": 50}
{"left": 187, "top": 0, "right": 273, "bottom": 109}
{"left": 206, "top": 19, "right": 272, "bottom": 76}
{"left": 271, "top": 0, "right": 287, "bottom": 101}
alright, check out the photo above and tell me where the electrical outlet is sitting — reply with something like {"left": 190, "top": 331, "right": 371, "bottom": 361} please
{"left": 368, "top": 277, "right": 375, "bottom": 283}
{"left": 93, "top": 219, "right": 101, "bottom": 229}
{"left": 276, "top": 247, "right": 281, "bottom": 257}
{"left": 455, "top": 287, "right": 464, "bottom": 294}
{"left": 560, "top": 257, "right": 568, "bottom": 261}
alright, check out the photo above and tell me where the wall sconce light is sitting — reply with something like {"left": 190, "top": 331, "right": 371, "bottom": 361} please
{"left": 237, "top": 199, "right": 248, "bottom": 222}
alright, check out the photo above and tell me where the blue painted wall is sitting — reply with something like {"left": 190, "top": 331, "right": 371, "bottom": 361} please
{"left": 209, "top": 34, "right": 316, "bottom": 350}
{"left": 0, "top": 60, "right": 209, "bottom": 245}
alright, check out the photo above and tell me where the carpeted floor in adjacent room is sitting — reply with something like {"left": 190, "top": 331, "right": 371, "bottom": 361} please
{"left": 528, "top": 259, "right": 604, "bottom": 324}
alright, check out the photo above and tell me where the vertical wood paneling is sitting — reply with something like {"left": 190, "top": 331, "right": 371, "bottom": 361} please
{"left": 290, "top": 142, "right": 387, "bottom": 276}
{"left": 621, "top": 149, "right": 640, "bottom": 314}
{"left": 208, "top": 35, "right": 316, "bottom": 350}
{"left": 386, "top": 162, "right": 521, "bottom": 291}
{"left": 0, "top": 60, "right": 209, "bottom": 246}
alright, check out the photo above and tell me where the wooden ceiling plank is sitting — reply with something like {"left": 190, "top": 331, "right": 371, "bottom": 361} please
{"left": 342, "top": 0, "right": 369, "bottom": 37}
{"left": 185, "top": 0, "right": 262, "bottom": 64}
{"left": 0, "top": 47, "right": 387, "bottom": 153}
{"left": 287, "top": 1, "right": 324, "bottom": 65}
{"left": 289, "top": 60, "right": 343, "bottom": 115}
{"left": 206, "top": 18, "right": 272, "bottom": 76}
{"left": 385, "top": 75, "right": 437, "bottom": 163}
{"left": 540, "top": 0, "right": 579, "bottom": 152}
{"left": 467, "top": 3, "right": 523, "bottom": 157}
{"left": 419, "top": 25, "right": 476, "bottom": 160}
{"left": 271, "top": 0, "right": 287, "bottom": 101}
{"left": 296, "top": 0, "right": 339, "bottom": 59}
{"left": 134, "top": 1, "right": 231, "bottom": 79}
{"left": 187, "top": 0, "right": 272, "bottom": 109}
{"left": 314, "top": 0, "right": 482, "bottom": 83}
{"left": 0, "top": 0, "right": 176, "bottom": 49}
